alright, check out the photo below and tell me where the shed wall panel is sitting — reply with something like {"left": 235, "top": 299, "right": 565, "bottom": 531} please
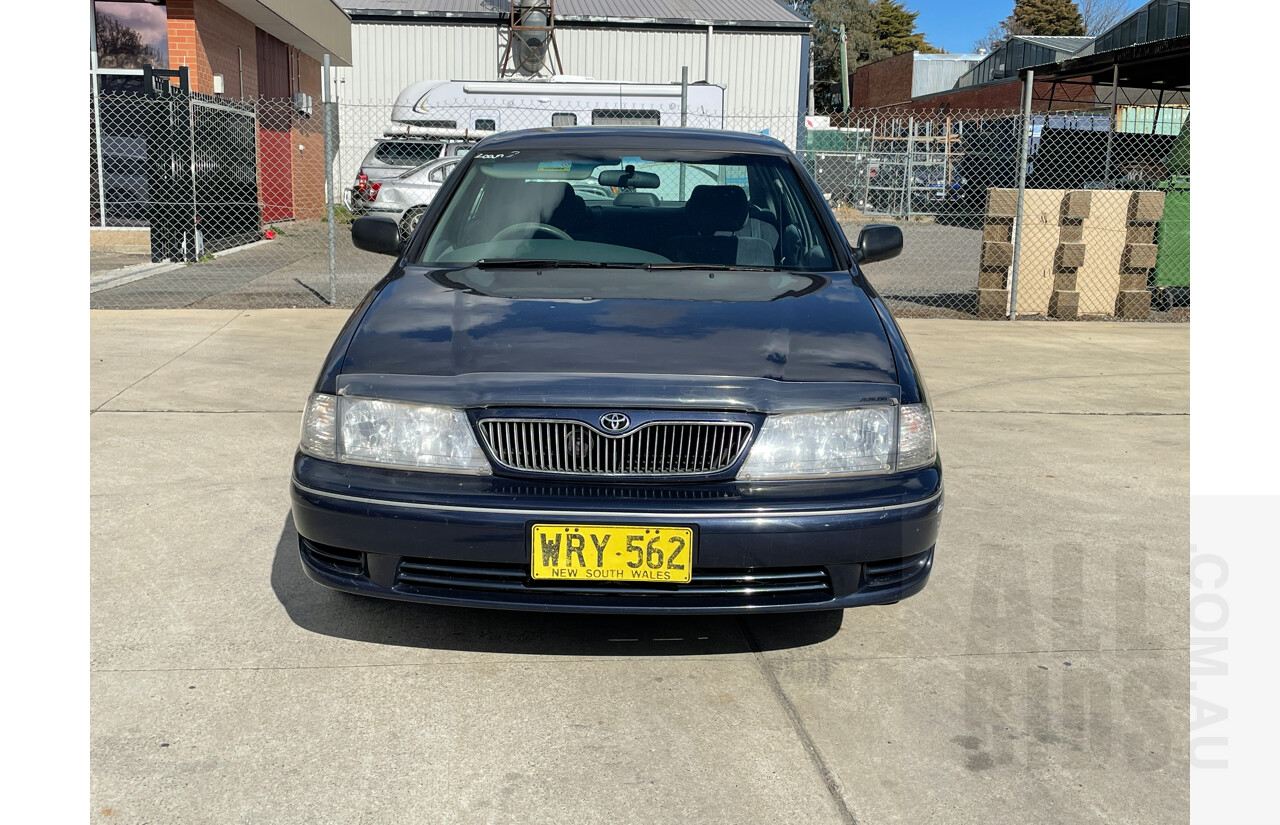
{"left": 329, "top": 21, "right": 805, "bottom": 182}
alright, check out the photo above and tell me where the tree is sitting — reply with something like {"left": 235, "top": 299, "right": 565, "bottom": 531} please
{"left": 973, "top": 14, "right": 1031, "bottom": 53}
{"left": 875, "top": 1, "right": 943, "bottom": 55}
{"left": 794, "top": 0, "right": 886, "bottom": 111}
{"left": 971, "top": 0, "right": 1086, "bottom": 52}
{"left": 1012, "top": 0, "right": 1086, "bottom": 36}
{"left": 1077, "top": 0, "right": 1137, "bottom": 34}
{"left": 795, "top": 1, "right": 944, "bottom": 110}
{"left": 95, "top": 11, "right": 164, "bottom": 70}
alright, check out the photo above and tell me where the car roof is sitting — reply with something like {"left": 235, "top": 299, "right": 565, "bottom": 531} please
{"left": 470, "top": 127, "right": 794, "bottom": 156}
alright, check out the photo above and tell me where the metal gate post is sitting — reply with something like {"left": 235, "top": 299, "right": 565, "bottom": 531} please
{"left": 680, "top": 66, "right": 688, "bottom": 127}
{"left": 679, "top": 66, "right": 688, "bottom": 198}
{"left": 905, "top": 116, "right": 915, "bottom": 219}
{"left": 189, "top": 97, "right": 200, "bottom": 259}
{"left": 323, "top": 54, "right": 337, "bottom": 306}
{"left": 90, "top": 2, "right": 107, "bottom": 227}
{"left": 1009, "top": 69, "right": 1034, "bottom": 321}
{"left": 1103, "top": 64, "right": 1119, "bottom": 182}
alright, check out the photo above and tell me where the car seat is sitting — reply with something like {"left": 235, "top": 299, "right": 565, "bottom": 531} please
{"left": 664, "top": 186, "right": 774, "bottom": 267}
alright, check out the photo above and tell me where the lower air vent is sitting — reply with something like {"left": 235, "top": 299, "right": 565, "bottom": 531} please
{"left": 395, "top": 557, "right": 832, "bottom": 605}
{"left": 300, "top": 537, "right": 365, "bottom": 576}
{"left": 863, "top": 550, "right": 932, "bottom": 589}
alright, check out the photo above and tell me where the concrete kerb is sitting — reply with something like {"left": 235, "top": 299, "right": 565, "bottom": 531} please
{"left": 89, "top": 239, "right": 278, "bottom": 294}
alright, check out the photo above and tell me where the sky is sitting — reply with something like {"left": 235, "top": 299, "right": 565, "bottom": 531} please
{"left": 912, "top": 0, "right": 1020, "bottom": 54}
{"left": 890, "top": 1, "right": 1142, "bottom": 55}
{"left": 95, "top": 0, "right": 170, "bottom": 52}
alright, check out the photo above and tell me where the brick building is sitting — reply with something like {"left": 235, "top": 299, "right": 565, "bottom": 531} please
{"left": 850, "top": 51, "right": 982, "bottom": 109}
{"left": 848, "top": 38, "right": 1097, "bottom": 114}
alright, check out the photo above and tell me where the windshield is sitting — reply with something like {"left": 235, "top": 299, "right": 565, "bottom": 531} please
{"left": 417, "top": 149, "right": 838, "bottom": 271}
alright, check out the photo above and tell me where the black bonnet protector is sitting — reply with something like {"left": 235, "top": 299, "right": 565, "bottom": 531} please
{"left": 335, "top": 372, "right": 901, "bottom": 413}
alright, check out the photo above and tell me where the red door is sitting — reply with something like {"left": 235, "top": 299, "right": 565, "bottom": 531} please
{"left": 256, "top": 30, "right": 293, "bottom": 223}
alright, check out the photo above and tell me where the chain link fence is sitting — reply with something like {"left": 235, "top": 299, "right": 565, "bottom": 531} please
{"left": 89, "top": 93, "right": 1189, "bottom": 321}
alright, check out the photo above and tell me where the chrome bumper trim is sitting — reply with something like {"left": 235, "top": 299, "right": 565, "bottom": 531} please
{"left": 291, "top": 480, "right": 943, "bottom": 520}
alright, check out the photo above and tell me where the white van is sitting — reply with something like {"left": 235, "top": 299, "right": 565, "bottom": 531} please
{"left": 387, "top": 78, "right": 727, "bottom": 136}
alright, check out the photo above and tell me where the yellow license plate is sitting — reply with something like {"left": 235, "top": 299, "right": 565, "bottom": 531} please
{"left": 531, "top": 524, "right": 693, "bottom": 583}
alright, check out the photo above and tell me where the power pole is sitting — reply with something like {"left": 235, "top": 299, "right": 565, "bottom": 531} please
{"left": 839, "top": 24, "right": 850, "bottom": 113}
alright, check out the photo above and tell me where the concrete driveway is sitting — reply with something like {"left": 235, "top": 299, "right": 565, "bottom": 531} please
{"left": 91, "top": 311, "right": 1189, "bottom": 824}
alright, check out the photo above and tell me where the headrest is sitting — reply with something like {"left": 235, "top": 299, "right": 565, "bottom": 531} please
{"left": 550, "top": 188, "right": 589, "bottom": 226}
{"left": 684, "top": 185, "right": 749, "bottom": 233}
{"left": 514, "top": 181, "right": 574, "bottom": 221}
{"left": 613, "top": 192, "right": 660, "bottom": 208}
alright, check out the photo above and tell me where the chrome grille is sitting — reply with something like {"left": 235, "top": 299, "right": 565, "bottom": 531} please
{"left": 477, "top": 419, "right": 753, "bottom": 477}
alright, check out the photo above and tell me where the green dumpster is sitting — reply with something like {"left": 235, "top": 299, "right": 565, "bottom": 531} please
{"left": 1153, "top": 120, "right": 1190, "bottom": 292}
{"left": 1153, "top": 176, "right": 1190, "bottom": 289}
{"left": 805, "top": 128, "right": 871, "bottom": 152}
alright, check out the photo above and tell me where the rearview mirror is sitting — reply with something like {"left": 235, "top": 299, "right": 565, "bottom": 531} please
{"left": 599, "top": 166, "right": 660, "bottom": 189}
{"left": 853, "top": 224, "right": 903, "bottom": 264}
{"left": 352, "top": 215, "right": 404, "bottom": 256}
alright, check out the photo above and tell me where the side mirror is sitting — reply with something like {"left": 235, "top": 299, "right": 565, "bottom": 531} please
{"left": 853, "top": 223, "right": 903, "bottom": 264}
{"left": 352, "top": 215, "right": 404, "bottom": 256}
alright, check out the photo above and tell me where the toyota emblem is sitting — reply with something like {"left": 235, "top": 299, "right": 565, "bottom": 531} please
{"left": 599, "top": 412, "right": 630, "bottom": 432}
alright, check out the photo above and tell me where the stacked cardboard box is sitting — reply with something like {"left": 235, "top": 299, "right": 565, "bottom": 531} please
{"left": 1114, "top": 191, "right": 1166, "bottom": 319}
{"left": 1048, "top": 191, "right": 1091, "bottom": 319}
{"left": 977, "top": 189, "right": 1018, "bottom": 318}
{"left": 977, "top": 188, "right": 1166, "bottom": 319}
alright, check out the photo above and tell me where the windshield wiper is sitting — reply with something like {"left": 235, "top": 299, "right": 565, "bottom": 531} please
{"left": 472, "top": 258, "right": 625, "bottom": 269}
{"left": 641, "top": 262, "right": 782, "bottom": 272}
{"left": 469, "top": 259, "right": 782, "bottom": 272}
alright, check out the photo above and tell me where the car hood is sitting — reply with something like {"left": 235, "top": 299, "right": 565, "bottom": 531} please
{"left": 338, "top": 265, "right": 899, "bottom": 401}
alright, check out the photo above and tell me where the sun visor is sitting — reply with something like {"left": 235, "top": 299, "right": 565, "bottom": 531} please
{"left": 476, "top": 157, "right": 616, "bottom": 180}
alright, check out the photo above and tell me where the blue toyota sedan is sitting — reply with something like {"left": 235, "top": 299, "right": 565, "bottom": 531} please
{"left": 290, "top": 127, "right": 942, "bottom": 613}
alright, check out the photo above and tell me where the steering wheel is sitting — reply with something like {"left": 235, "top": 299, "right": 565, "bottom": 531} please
{"left": 491, "top": 222, "right": 573, "bottom": 242}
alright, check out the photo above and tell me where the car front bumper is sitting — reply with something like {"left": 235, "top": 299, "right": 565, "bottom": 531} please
{"left": 290, "top": 453, "right": 943, "bottom": 614}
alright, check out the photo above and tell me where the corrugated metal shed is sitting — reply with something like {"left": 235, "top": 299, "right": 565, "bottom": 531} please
{"left": 332, "top": 24, "right": 804, "bottom": 123}
{"left": 329, "top": 0, "right": 810, "bottom": 189}
{"left": 1080, "top": 0, "right": 1189, "bottom": 57}
{"left": 910, "top": 53, "right": 983, "bottom": 98}
{"left": 340, "top": 0, "right": 811, "bottom": 28}
{"left": 958, "top": 35, "right": 1095, "bottom": 88}
{"left": 330, "top": 16, "right": 809, "bottom": 188}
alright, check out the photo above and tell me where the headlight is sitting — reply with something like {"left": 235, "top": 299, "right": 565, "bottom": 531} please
{"left": 736, "top": 403, "right": 936, "bottom": 480}
{"left": 299, "top": 393, "right": 491, "bottom": 474}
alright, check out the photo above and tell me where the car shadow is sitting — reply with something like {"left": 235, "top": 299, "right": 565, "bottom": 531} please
{"left": 270, "top": 513, "right": 843, "bottom": 656}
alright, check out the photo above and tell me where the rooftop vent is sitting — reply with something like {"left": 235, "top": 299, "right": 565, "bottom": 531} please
{"left": 501, "top": 0, "right": 563, "bottom": 77}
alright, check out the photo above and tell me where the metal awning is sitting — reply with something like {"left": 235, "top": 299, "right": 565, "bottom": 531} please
{"left": 1019, "top": 34, "right": 1189, "bottom": 92}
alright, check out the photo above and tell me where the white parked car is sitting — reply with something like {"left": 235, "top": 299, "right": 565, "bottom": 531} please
{"left": 358, "top": 155, "right": 464, "bottom": 241}
{"left": 346, "top": 139, "right": 473, "bottom": 216}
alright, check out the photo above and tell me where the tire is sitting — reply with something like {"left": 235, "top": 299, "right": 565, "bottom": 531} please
{"left": 399, "top": 207, "right": 426, "bottom": 243}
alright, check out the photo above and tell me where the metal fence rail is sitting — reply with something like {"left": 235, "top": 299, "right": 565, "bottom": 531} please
{"left": 89, "top": 95, "right": 1190, "bottom": 321}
